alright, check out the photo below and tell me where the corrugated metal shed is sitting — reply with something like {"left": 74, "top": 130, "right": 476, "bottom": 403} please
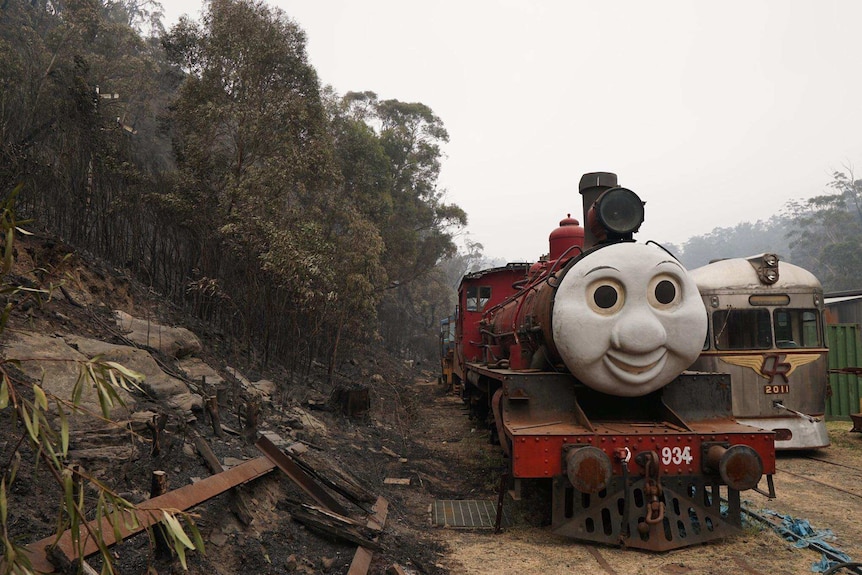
{"left": 826, "top": 324, "right": 862, "bottom": 418}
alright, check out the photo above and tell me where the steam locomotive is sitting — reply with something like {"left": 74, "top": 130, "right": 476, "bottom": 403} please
{"left": 450, "top": 172, "right": 775, "bottom": 551}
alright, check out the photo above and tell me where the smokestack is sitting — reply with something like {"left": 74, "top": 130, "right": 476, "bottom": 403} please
{"left": 578, "top": 172, "right": 618, "bottom": 250}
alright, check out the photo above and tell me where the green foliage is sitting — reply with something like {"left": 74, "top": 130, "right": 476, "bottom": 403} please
{"left": 678, "top": 168, "right": 862, "bottom": 292}
{"left": 678, "top": 217, "right": 792, "bottom": 270}
{"left": 784, "top": 170, "right": 862, "bottom": 291}
{"left": 2, "top": 0, "right": 464, "bottom": 373}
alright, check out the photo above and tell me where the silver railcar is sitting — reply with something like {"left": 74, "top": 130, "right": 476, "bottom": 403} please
{"left": 689, "top": 253, "right": 829, "bottom": 450}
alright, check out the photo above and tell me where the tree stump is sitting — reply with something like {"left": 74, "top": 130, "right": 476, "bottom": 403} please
{"left": 329, "top": 385, "right": 370, "bottom": 418}
{"left": 243, "top": 398, "right": 260, "bottom": 442}
{"left": 205, "top": 395, "right": 223, "bottom": 437}
{"left": 150, "top": 471, "right": 172, "bottom": 561}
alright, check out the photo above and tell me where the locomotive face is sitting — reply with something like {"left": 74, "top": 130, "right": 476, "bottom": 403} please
{"left": 552, "top": 243, "right": 707, "bottom": 397}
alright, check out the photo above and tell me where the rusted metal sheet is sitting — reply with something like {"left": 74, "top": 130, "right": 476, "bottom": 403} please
{"left": 431, "top": 500, "right": 507, "bottom": 529}
{"left": 24, "top": 457, "right": 276, "bottom": 573}
{"left": 255, "top": 435, "right": 348, "bottom": 516}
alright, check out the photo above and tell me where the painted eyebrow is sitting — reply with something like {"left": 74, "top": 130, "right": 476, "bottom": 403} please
{"left": 655, "top": 260, "right": 685, "bottom": 271}
{"left": 584, "top": 265, "right": 620, "bottom": 276}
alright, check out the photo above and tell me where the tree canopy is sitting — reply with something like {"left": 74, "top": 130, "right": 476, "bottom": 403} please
{"left": 676, "top": 169, "right": 862, "bottom": 293}
{"left": 0, "top": 0, "right": 466, "bottom": 376}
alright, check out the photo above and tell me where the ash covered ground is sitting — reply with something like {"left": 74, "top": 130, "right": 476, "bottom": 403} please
{"left": 0, "top": 235, "right": 502, "bottom": 575}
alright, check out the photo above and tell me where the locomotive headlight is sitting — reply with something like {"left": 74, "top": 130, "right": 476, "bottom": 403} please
{"left": 589, "top": 187, "right": 645, "bottom": 242}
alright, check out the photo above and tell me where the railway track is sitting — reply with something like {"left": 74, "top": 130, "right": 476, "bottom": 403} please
{"left": 775, "top": 454, "right": 862, "bottom": 500}
{"left": 799, "top": 453, "right": 862, "bottom": 475}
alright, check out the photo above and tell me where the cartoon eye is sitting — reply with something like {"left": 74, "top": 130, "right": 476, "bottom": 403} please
{"left": 648, "top": 274, "right": 681, "bottom": 310}
{"left": 587, "top": 280, "right": 624, "bottom": 315}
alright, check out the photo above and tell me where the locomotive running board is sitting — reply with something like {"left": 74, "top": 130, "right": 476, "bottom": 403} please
{"left": 551, "top": 476, "right": 741, "bottom": 551}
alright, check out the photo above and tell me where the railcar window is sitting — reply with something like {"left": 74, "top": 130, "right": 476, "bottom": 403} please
{"left": 713, "top": 309, "right": 772, "bottom": 350}
{"left": 465, "top": 286, "right": 492, "bottom": 312}
{"left": 774, "top": 309, "right": 821, "bottom": 348}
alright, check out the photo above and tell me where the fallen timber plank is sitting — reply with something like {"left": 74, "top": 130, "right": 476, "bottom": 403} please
{"left": 347, "top": 496, "right": 389, "bottom": 575}
{"left": 23, "top": 457, "right": 276, "bottom": 573}
{"left": 255, "top": 435, "right": 348, "bottom": 516}
{"left": 192, "top": 433, "right": 255, "bottom": 525}
{"left": 288, "top": 507, "right": 382, "bottom": 551}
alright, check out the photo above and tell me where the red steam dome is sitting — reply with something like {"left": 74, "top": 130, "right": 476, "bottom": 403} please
{"left": 549, "top": 214, "right": 584, "bottom": 261}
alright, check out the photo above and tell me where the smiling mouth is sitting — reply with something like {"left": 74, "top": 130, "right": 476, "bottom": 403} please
{"left": 604, "top": 348, "right": 668, "bottom": 383}
{"left": 607, "top": 355, "right": 662, "bottom": 374}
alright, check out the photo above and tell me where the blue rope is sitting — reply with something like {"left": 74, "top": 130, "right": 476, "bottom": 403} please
{"left": 759, "top": 509, "right": 853, "bottom": 573}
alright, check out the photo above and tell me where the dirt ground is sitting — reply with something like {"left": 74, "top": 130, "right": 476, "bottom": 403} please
{"left": 415, "top": 384, "right": 862, "bottom": 575}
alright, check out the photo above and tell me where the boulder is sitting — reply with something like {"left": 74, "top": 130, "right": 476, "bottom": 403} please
{"left": 177, "top": 357, "right": 225, "bottom": 388}
{"left": 3, "top": 331, "right": 135, "bottom": 416}
{"left": 226, "top": 366, "right": 277, "bottom": 401}
{"left": 114, "top": 310, "right": 202, "bottom": 358}
{"left": 65, "top": 335, "right": 203, "bottom": 412}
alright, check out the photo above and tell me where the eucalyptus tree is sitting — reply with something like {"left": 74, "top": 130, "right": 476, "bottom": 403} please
{"left": 163, "top": 0, "right": 395, "bottom": 371}
{"left": 785, "top": 170, "right": 862, "bottom": 291}
{"left": 0, "top": 0, "right": 167, "bottom": 256}
{"left": 335, "top": 92, "right": 466, "bottom": 356}
{"left": 678, "top": 217, "right": 792, "bottom": 270}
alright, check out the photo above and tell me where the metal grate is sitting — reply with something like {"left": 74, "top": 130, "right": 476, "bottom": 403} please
{"left": 432, "top": 500, "right": 511, "bottom": 529}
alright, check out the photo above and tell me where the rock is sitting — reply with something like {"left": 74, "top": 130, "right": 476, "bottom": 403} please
{"left": 4, "top": 331, "right": 135, "bottom": 417}
{"left": 176, "top": 357, "right": 225, "bottom": 388}
{"left": 209, "top": 531, "right": 228, "bottom": 547}
{"left": 251, "top": 379, "right": 276, "bottom": 397}
{"left": 285, "top": 555, "right": 298, "bottom": 572}
{"left": 64, "top": 335, "right": 203, "bottom": 412}
{"left": 225, "top": 366, "right": 252, "bottom": 386}
{"left": 114, "top": 310, "right": 202, "bottom": 358}
{"left": 167, "top": 391, "right": 204, "bottom": 413}
{"left": 285, "top": 407, "right": 327, "bottom": 434}
{"left": 226, "top": 366, "right": 276, "bottom": 401}
{"left": 261, "top": 431, "right": 290, "bottom": 448}
{"left": 321, "top": 556, "right": 335, "bottom": 571}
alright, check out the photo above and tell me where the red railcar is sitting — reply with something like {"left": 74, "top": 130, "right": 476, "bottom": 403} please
{"left": 453, "top": 172, "right": 775, "bottom": 551}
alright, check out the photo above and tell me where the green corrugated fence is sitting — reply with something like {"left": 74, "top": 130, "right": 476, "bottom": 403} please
{"left": 826, "top": 323, "right": 862, "bottom": 418}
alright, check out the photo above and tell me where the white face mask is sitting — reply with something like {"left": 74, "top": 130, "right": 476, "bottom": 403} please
{"left": 552, "top": 243, "right": 707, "bottom": 397}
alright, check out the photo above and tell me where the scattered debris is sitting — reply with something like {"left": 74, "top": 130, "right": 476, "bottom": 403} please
{"left": 384, "top": 478, "right": 411, "bottom": 486}
{"left": 23, "top": 458, "right": 276, "bottom": 572}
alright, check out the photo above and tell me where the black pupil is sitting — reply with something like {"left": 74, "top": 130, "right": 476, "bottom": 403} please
{"left": 655, "top": 280, "right": 676, "bottom": 305}
{"left": 594, "top": 285, "right": 618, "bottom": 309}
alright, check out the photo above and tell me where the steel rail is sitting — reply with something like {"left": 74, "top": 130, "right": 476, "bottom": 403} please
{"left": 799, "top": 454, "right": 862, "bottom": 475}
{"left": 777, "top": 467, "right": 862, "bottom": 500}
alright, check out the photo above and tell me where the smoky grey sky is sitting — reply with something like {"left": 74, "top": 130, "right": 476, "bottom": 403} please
{"left": 162, "top": 1, "right": 862, "bottom": 262}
